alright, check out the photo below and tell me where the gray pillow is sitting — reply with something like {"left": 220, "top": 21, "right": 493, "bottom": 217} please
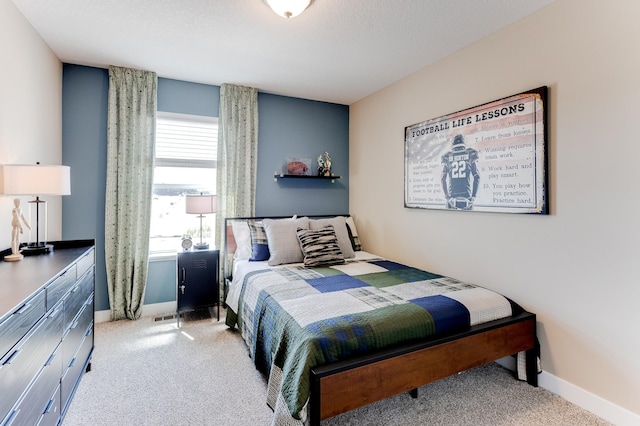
{"left": 263, "top": 217, "right": 310, "bottom": 265}
{"left": 309, "top": 216, "right": 355, "bottom": 259}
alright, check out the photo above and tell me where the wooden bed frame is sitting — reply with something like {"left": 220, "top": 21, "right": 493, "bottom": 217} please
{"left": 223, "top": 216, "right": 538, "bottom": 426}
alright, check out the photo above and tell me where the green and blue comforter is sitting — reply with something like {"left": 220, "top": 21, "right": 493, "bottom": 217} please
{"left": 225, "top": 257, "right": 513, "bottom": 423}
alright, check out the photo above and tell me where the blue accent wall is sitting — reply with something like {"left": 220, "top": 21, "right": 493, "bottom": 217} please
{"left": 61, "top": 64, "right": 349, "bottom": 311}
{"left": 62, "top": 64, "right": 109, "bottom": 312}
{"left": 256, "top": 94, "right": 349, "bottom": 216}
{"left": 157, "top": 77, "right": 219, "bottom": 117}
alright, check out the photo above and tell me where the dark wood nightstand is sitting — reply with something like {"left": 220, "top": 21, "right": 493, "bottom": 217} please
{"left": 176, "top": 248, "right": 219, "bottom": 326}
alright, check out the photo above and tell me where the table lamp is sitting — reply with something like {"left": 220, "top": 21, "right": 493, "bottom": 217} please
{"left": 0, "top": 163, "right": 71, "bottom": 258}
{"left": 185, "top": 193, "right": 216, "bottom": 250}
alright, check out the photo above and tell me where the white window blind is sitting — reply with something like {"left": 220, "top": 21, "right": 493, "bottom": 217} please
{"left": 156, "top": 112, "right": 217, "bottom": 168}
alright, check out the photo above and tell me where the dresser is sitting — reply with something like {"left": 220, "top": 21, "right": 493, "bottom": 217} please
{"left": 0, "top": 240, "right": 95, "bottom": 426}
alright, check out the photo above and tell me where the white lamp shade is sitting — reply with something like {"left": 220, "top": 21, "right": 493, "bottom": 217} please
{"left": 0, "top": 164, "right": 71, "bottom": 196}
{"left": 265, "top": 0, "right": 312, "bottom": 18}
{"left": 185, "top": 194, "right": 217, "bottom": 214}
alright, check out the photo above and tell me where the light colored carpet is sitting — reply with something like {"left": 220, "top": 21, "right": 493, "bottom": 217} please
{"left": 62, "top": 309, "right": 610, "bottom": 426}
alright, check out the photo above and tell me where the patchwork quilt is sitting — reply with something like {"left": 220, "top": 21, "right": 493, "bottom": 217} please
{"left": 225, "top": 256, "right": 513, "bottom": 424}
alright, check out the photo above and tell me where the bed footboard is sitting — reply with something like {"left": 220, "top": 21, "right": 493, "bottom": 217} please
{"left": 310, "top": 312, "right": 536, "bottom": 425}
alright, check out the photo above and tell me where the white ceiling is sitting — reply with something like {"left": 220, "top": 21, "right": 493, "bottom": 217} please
{"left": 12, "top": 0, "right": 556, "bottom": 105}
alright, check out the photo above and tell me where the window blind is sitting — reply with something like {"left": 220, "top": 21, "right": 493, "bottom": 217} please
{"left": 155, "top": 112, "right": 218, "bottom": 168}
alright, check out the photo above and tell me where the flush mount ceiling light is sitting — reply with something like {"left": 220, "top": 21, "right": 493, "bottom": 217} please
{"left": 264, "top": 0, "right": 313, "bottom": 19}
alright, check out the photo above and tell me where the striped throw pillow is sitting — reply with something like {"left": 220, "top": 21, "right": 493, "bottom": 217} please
{"left": 296, "top": 225, "right": 345, "bottom": 268}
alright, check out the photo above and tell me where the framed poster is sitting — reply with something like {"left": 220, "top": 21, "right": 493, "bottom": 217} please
{"left": 404, "top": 86, "right": 548, "bottom": 214}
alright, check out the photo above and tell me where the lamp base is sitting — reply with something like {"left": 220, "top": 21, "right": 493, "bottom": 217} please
{"left": 22, "top": 244, "right": 53, "bottom": 256}
{"left": 193, "top": 243, "right": 209, "bottom": 250}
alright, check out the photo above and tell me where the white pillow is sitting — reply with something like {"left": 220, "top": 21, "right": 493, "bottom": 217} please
{"left": 231, "top": 221, "right": 252, "bottom": 260}
{"left": 263, "top": 216, "right": 310, "bottom": 265}
{"left": 309, "top": 216, "right": 355, "bottom": 259}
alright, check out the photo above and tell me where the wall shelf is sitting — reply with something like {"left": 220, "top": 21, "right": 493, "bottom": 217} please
{"left": 274, "top": 173, "right": 341, "bottom": 183}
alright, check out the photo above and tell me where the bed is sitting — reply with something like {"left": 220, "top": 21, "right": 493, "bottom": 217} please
{"left": 223, "top": 215, "right": 538, "bottom": 426}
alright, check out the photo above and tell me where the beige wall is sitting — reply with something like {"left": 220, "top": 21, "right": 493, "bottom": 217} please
{"left": 350, "top": 0, "right": 639, "bottom": 420}
{"left": 0, "top": 0, "right": 62, "bottom": 250}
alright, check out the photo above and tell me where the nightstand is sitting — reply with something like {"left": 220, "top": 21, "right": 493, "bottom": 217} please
{"left": 176, "top": 248, "right": 220, "bottom": 326}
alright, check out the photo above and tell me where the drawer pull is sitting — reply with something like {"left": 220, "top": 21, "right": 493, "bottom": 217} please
{"left": 3, "top": 409, "right": 19, "bottom": 426}
{"left": 16, "top": 302, "right": 32, "bottom": 314}
{"left": 43, "top": 398, "right": 54, "bottom": 414}
{"left": 4, "top": 348, "right": 21, "bottom": 365}
{"left": 45, "top": 352, "right": 57, "bottom": 366}
{"left": 68, "top": 357, "right": 77, "bottom": 368}
{"left": 48, "top": 307, "right": 62, "bottom": 318}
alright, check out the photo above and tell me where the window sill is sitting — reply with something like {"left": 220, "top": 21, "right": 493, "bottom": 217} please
{"left": 149, "top": 251, "right": 177, "bottom": 262}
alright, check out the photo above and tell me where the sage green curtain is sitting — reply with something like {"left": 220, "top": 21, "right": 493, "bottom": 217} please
{"left": 215, "top": 83, "right": 259, "bottom": 252}
{"left": 105, "top": 66, "right": 157, "bottom": 321}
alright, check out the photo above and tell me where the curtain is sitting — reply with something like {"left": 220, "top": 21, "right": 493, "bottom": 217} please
{"left": 215, "top": 83, "right": 259, "bottom": 251}
{"left": 105, "top": 66, "right": 157, "bottom": 321}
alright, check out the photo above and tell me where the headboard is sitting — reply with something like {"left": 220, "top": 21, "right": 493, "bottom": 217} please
{"left": 222, "top": 214, "right": 351, "bottom": 288}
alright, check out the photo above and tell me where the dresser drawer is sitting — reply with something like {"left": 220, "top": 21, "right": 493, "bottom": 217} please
{"left": 4, "top": 343, "right": 62, "bottom": 426}
{"left": 61, "top": 324, "right": 93, "bottom": 412}
{"left": 0, "top": 307, "right": 63, "bottom": 420}
{"left": 64, "top": 271, "right": 94, "bottom": 331}
{"left": 62, "top": 296, "right": 93, "bottom": 376}
{"left": 46, "top": 265, "right": 77, "bottom": 310}
{"left": 36, "top": 384, "right": 61, "bottom": 426}
{"left": 76, "top": 248, "right": 95, "bottom": 279}
{"left": 0, "top": 290, "right": 46, "bottom": 359}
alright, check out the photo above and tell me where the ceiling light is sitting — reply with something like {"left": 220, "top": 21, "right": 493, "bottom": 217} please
{"left": 264, "top": 0, "right": 313, "bottom": 19}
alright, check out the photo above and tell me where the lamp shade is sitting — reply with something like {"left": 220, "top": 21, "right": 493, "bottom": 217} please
{"left": 185, "top": 194, "right": 217, "bottom": 214}
{"left": 0, "top": 164, "right": 71, "bottom": 196}
{"left": 265, "top": 0, "right": 312, "bottom": 18}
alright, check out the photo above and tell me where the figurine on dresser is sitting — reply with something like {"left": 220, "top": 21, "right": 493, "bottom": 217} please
{"left": 5, "top": 198, "right": 30, "bottom": 261}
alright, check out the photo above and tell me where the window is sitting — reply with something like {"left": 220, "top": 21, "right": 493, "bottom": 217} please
{"left": 150, "top": 112, "right": 218, "bottom": 254}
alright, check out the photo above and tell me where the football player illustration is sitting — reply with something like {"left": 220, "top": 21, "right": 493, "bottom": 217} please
{"left": 440, "top": 134, "right": 480, "bottom": 210}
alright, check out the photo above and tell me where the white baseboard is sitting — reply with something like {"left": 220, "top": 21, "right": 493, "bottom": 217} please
{"left": 539, "top": 371, "right": 640, "bottom": 426}
{"left": 94, "top": 309, "right": 111, "bottom": 323}
{"left": 497, "top": 357, "right": 639, "bottom": 426}
{"left": 94, "top": 301, "right": 177, "bottom": 323}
